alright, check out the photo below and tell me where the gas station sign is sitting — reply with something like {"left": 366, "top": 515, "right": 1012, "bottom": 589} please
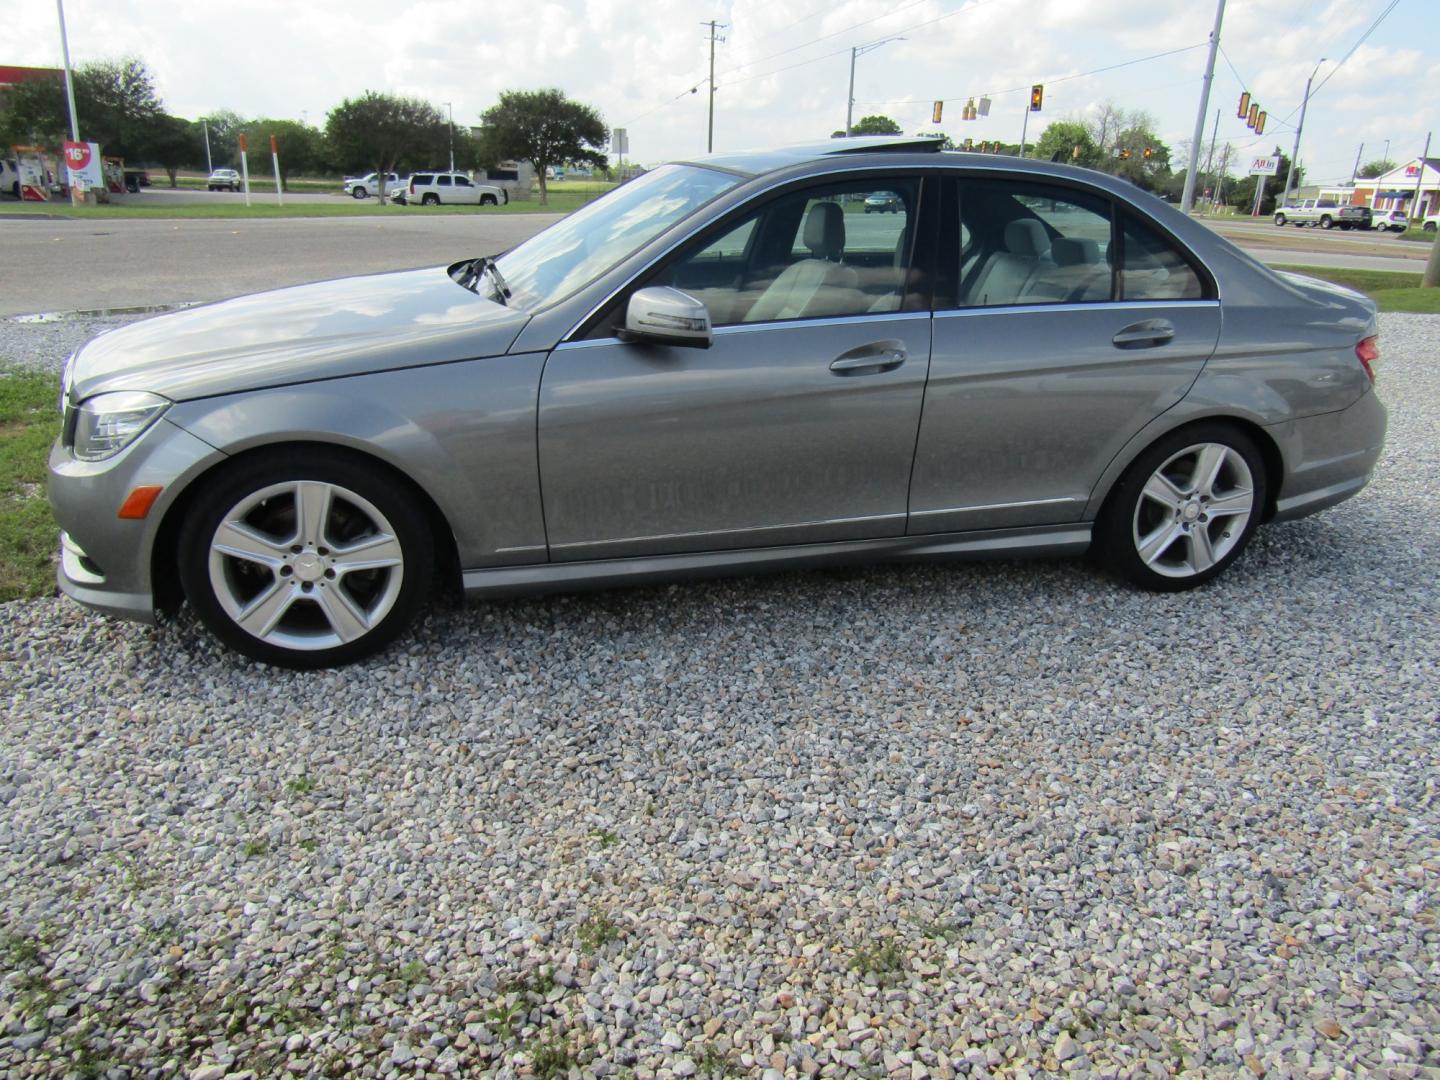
{"left": 63, "top": 141, "right": 103, "bottom": 190}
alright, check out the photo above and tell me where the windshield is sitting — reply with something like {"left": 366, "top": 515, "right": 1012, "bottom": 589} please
{"left": 493, "top": 164, "right": 742, "bottom": 310}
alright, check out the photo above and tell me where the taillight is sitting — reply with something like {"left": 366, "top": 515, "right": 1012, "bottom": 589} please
{"left": 409, "top": 179, "right": 415, "bottom": 194}
{"left": 1356, "top": 335, "right": 1379, "bottom": 383}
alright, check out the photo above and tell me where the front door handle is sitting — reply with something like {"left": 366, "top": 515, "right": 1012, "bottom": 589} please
{"left": 1112, "top": 319, "right": 1175, "bottom": 349}
{"left": 829, "top": 342, "right": 907, "bottom": 375}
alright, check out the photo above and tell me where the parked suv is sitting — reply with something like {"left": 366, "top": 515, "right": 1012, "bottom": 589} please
{"left": 344, "top": 172, "right": 403, "bottom": 199}
{"left": 406, "top": 172, "right": 508, "bottom": 206}
{"left": 207, "top": 168, "right": 242, "bottom": 192}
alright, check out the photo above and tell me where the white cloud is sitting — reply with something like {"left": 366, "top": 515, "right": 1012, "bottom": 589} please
{"left": 4, "top": 0, "right": 1427, "bottom": 183}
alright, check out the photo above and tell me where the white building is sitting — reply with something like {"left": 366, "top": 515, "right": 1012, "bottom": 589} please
{"left": 1353, "top": 158, "right": 1440, "bottom": 220}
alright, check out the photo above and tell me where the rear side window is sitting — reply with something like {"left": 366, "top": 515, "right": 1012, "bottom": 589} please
{"left": 956, "top": 180, "right": 1114, "bottom": 308}
{"left": 413, "top": 174, "right": 433, "bottom": 185}
{"left": 1119, "top": 213, "right": 1205, "bottom": 300}
{"left": 437, "top": 175, "right": 452, "bottom": 187}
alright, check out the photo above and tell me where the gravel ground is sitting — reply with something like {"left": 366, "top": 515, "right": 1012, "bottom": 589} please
{"left": 1, "top": 314, "right": 1436, "bottom": 1079}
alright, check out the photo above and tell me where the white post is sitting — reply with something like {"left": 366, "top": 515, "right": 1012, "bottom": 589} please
{"left": 239, "top": 136, "right": 251, "bottom": 206}
{"left": 55, "top": 0, "right": 84, "bottom": 205}
{"left": 270, "top": 135, "right": 283, "bottom": 206}
{"left": 1181, "top": 0, "right": 1227, "bottom": 214}
{"left": 1019, "top": 100, "right": 1030, "bottom": 158}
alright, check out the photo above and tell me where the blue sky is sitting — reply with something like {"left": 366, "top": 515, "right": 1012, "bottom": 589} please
{"left": 7, "top": 0, "right": 1430, "bottom": 184}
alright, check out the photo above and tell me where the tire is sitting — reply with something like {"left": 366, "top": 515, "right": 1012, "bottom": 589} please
{"left": 177, "top": 449, "right": 434, "bottom": 668}
{"left": 1338, "top": 222, "right": 1350, "bottom": 231}
{"left": 1273, "top": 213, "right": 1286, "bottom": 226}
{"left": 422, "top": 193, "right": 439, "bottom": 206}
{"left": 1098, "top": 424, "right": 1267, "bottom": 592}
{"left": 1320, "top": 215, "right": 1333, "bottom": 229}
{"left": 480, "top": 193, "right": 497, "bottom": 206}
{"left": 1425, "top": 222, "right": 1437, "bottom": 233}
{"left": 208, "top": 185, "right": 216, "bottom": 191}
{"left": 352, "top": 187, "right": 368, "bottom": 199}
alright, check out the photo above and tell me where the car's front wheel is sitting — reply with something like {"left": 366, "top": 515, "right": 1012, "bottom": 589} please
{"left": 1273, "top": 213, "right": 1286, "bottom": 226}
{"left": 480, "top": 193, "right": 497, "bottom": 206}
{"left": 352, "top": 187, "right": 368, "bottom": 199}
{"left": 178, "top": 450, "right": 434, "bottom": 668}
{"left": 1099, "top": 425, "right": 1266, "bottom": 592}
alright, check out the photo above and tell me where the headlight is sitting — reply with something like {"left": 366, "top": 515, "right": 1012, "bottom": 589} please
{"left": 72, "top": 392, "right": 170, "bottom": 461}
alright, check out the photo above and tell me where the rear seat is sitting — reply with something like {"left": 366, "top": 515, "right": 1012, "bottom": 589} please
{"left": 964, "top": 220, "right": 1050, "bottom": 306}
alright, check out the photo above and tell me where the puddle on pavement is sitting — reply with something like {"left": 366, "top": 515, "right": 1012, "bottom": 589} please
{"left": 5, "top": 302, "right": 198, "bottom": 323}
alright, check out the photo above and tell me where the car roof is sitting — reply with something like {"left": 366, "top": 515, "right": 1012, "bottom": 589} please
{"left": 686, "top": 135, "right": 947, "bottom": 176}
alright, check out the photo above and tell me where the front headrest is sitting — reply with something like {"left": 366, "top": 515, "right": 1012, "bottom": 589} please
{"left": 1003, "top": 219, "right": 1050, "bottom": 257}
{"left": 803, "top": 201, "right": 846, "bottom": 259}
{"left": 1051, "top": 237, "right": 1100, "bottom": 267}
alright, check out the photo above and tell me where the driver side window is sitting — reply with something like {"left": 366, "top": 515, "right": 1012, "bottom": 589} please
{"left": 644, "top": 178, "right": 922, "bottom": 327}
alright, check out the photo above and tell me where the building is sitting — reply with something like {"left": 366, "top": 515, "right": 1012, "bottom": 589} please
{"left": 1352, "top": 158, "right": 1440, "bottom": 221}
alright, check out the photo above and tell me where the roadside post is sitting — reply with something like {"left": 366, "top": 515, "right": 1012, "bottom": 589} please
{"left": 270, "top": 135, "right": 283, "bottom": 206}
{"left": 238, "top": 134, "right": 252, "bottom": 207}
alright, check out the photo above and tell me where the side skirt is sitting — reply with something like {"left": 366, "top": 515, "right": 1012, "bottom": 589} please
{"left": 461, "top": 524, "right": 1092, "bottom": 598}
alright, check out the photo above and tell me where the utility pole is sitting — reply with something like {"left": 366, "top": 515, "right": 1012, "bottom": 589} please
{"left": 202, "top": 118, "right": 213, "bottom": 174}
{"left": 1410, "top": 131, "right": 1431, "bottom": 221}
{"left": 1282, "top": 58, "right": 1326, "bottom": 205}
{"left": 444, "top": 102, "right": 454, "bottom": 173}
{"left": 1181, "top": 0, "right": 1226, "bottom": 214}
{"left": 1200, "top": 108, "right": 1220, "bottom": 209}
{"left": 846, "top": 37, "right": 906, "bottom": 137}
{"left": 703, "top": 20, "right": 726, "bottom": 152}
{"left": 1350, "top": 142, "right": 1364, "bottom": 185}
{"left": 55, "top": 0, "right": 83, "bottom": 205}
{"left": 1214, "top": 143, "right": 1232, "bottom": 210}
{"left": 1018, "top": 99, "right": 1031, "bottom": 159}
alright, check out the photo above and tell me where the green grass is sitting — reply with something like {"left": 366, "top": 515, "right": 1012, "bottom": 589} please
{"left": 1397, "top": 226, "right": 1437, "bottom": 242}
{"left": 0, "top": 369, "right": 61, "bottom": 601}
{"left": 1271, "top": 264, "right": 1440, "bottom": 312}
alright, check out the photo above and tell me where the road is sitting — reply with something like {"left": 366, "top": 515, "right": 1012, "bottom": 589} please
{"left": 0, "top": 208, "right": 1429, "bottom": 318}
{"left": 0, "top": 214, "right": 561, "bottom": 317}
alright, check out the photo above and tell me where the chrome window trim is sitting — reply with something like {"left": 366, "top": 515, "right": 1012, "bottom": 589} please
{"left": 552, "top": 310, "right": 927, "bottom": 351}
{"left": 934, "top": 299, "right": 1219, "bottom": 320}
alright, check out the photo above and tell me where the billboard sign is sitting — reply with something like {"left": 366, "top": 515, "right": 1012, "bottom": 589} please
{"left": 62, "top": 141, "right": 103, "bottom": 188}
{"left": 1248, "top": 156, "right": 1280, "bottom": 176}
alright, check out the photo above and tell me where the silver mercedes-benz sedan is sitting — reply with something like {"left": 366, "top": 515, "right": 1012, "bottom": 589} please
{"left": 49, "top": 136, "right": 1387, "bottom": 667}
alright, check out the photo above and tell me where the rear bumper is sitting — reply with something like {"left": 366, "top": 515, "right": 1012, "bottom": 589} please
{"left": 1268, "top": 388, "right": 1387, "bottom": 523}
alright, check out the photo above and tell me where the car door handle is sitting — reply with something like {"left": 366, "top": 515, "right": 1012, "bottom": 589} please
{"left": 829, "top": 345, "right": 907, "bottom": 375}
{"left": 1112, "top": 319, "right": 1175, "bottom": 349}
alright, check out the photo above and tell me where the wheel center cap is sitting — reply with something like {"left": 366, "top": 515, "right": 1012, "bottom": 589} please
{"left": 1182, "top": 501, "right": 1202, "bottom": 522}
{"left": 292, "top": 553, "right": 324, "bottom": 582}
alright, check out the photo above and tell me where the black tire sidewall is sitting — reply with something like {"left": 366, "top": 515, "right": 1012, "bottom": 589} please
{"left": 177, "top": 450, "right": 434, "bottom": 668}
{"left": 1098, "top": 424, "right": 1268, "bottom": 592}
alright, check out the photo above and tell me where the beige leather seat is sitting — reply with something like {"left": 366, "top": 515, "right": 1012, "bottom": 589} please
{"left": 965, "top": 219, "right": 1050, "bottom": 307}
{"left": 745, "top": 202, "right": 860, "bottom": 322}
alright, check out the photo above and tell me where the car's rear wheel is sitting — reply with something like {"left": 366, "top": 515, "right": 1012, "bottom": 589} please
{"left": 178, "top": 450, "right": 433, "bottom": 668}
{"left": 1320, "top": 215, "right": 1333, "bottom": 229}
{"left": 1099, "top": 425, "right": 1266, "bottom": 592}
{"left": 422, "top": 193, "right": 439, "bottom": 205}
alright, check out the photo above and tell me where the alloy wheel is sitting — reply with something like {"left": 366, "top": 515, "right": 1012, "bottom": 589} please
{"left": 1131, "top": 442, "right": 1255, "bottom": 580}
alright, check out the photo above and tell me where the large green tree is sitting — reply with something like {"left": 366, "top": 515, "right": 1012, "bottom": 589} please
{"left": 478, "top": 89, "right": 606, "bottom": 204}
{"left": 325, "top": 92, "right": 446, "bottom": 203}
{"left": 247, "top": 118, "right": 327, "bottom": 185}
{"left": 0, "top": 57, "right": 162, "bottom": 159}
{"left": 851, "top": 114, "right": 901, "bottom": 135}
{"left": 143, "top": 115, "right": 203, "bottom": 186}
{"left": 1034, "top": 121, "right": 1098, "bottom": 166}
{"left": 1358, "top": 159, "right": 1397, "bottom": 179}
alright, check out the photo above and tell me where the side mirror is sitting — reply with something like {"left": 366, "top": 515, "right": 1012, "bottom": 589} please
{"left": 618, "top": 286, "right": 712, "bottom": 349}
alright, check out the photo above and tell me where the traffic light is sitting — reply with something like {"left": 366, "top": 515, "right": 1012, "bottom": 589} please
{"left": 963, "top": 137, "right": 973, "bottom": 151}
{"left": 1255, "top": 111, "right": 1267, "bottom": 135}
{"left": 1119, "top": 148, "right": 1132, "bottom": 160}
{"left": 932, "top": 100, "right": 943, "bottom": 124}
{"left": 1030, "top": 84, "right": 1044, "bottom": 112}
{"left": 1237, "top": 91, "right": 1250, "bottom": 119}
{"left": 1142, "top": 146, "right": 1153, "bottom": 159}
{"left": 1247, "top": 103, "right": 1259, "bottom": 129}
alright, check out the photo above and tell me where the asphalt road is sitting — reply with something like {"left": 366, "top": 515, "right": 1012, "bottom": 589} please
{"left": 0, "top": 213, "right": 561, "bottom": 317}
{"left": 0, "top": 208, "right": 1429, "bottom": 318}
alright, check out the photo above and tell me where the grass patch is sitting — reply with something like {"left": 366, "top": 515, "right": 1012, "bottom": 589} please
{"left": 1271, "top": 264, "right": 1440, "bottom": 313}
{"left": 576, "top": 914, "right": 620, "bottom": 953}
{"left": 849, "top": 939, "right": 907, "bottom": 985}
{"left": 0, "top": 368, "right": 61, "bottom": 601}
{"left": 1397, "top": 226, "right": 1436, "bottom": 242}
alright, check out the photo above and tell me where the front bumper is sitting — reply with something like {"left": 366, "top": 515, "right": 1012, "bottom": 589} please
{"left": 49, "top": 418, "right": 224, "bottom": 624}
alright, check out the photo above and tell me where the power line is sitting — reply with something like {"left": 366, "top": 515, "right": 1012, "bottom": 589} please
{"left": 1309, "top": 0, "right": 1402, "bottom": 97}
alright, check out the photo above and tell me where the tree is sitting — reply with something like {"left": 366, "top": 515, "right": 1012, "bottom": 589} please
{"left": 0, "top": 56, "right": 162, "bottom": 158}
{"left": 142, "top": 115, "right": 202, "bottom": 186}
{"left": 1110, "top": 122, "right": 1171, "bottom": 191}
{"left": 1359, "top": 159, "right": 1397, "bottom": 179}
{"left": 201, "top": 109, "right": 249, "bottom": 168}
{"left": 249, "top": 119, "right": 327, "bottom": 185}
{"left": 1033, "top": 121, "right": 1098, "bottom": 166}
{"left": 325, "top": 92, "right": 447, "bottom": 204}
{"left": 851, "top": 115, "right": 901, "bottom": 136}
{"left": 917, "top": 130, "right": 955, "bottom": 150}
{"left": 478, "top": 89, "right": 606, "bottom": 205}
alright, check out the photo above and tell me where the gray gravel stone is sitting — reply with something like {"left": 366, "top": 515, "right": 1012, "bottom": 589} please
{"left": 1, "top": 312, "right": 1438, "bottom": 1078}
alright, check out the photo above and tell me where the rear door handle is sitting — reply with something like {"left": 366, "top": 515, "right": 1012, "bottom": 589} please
{"left": 829, "top": 344, "right": 906, "bottom": 375}
{"left": 1112, "top": 319, "right": 1175, "bottom": 349}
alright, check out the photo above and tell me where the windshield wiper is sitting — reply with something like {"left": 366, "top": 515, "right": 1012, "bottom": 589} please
{"left": 449, "top": 256, "right": 512, "bottom": 304}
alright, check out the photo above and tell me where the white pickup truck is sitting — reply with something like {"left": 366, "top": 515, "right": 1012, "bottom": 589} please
{"left": 343, "top": 172, "right": 404, "bottom": 199}
{"left": 1272, "top": 199, "right": 1372, "bottom": 230}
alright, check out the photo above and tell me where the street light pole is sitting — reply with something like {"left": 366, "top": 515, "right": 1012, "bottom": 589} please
{"left": 703, "top": 20, "right": 726, "bottom": 153}
{"left": 444, "top": 102, "right": 454, "bottom": 172}
{"left": 846, "top": 37, "right": 906, "bottom": 137}
{"left": 55, "top": 0, "right": 83, "bottom": 205}
{"left": 202, "top": 118, "right": 213, "bottom": 174}
{"left": 1282, "top": 58, "right": 1326, "bottom": 205}
{"left": 1181, "top": 0, "right": 1226, "bottom": 214}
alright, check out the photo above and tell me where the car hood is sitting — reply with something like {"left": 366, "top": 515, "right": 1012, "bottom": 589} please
{"left": 69, "top": 267, "right": 530, "bottom": 403}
